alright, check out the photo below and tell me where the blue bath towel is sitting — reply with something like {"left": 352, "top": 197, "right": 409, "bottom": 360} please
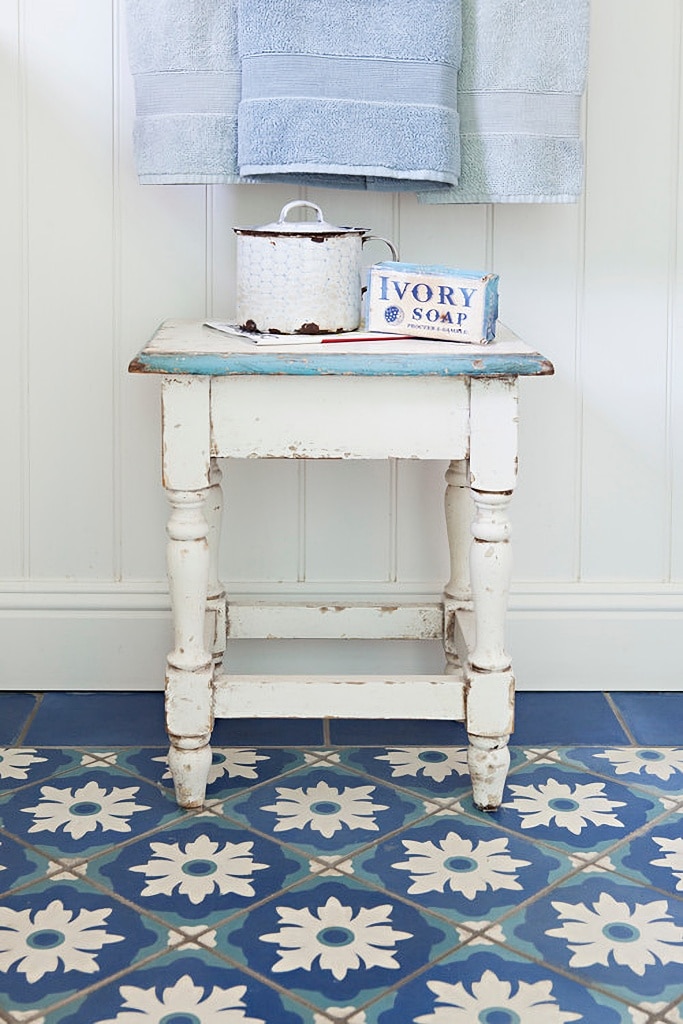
{"left": 419, "top": 0, "right": 590, "bottom": 204}
{"left": 125, "top": 0, "right": 241, "bottom": 183}
{"left": 236, "top": 0, "right": 461, "bottom": 192}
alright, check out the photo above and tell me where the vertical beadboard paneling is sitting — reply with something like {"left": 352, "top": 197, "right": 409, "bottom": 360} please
{"left": 580, "top": 0, "right": 677, "bottom": 581}
{"left": 116, "top": 5, "right": 209, "bottom": 581}
{"left": 493, "top": 204, "right": 583, "bottom": 580}
{"left": 395, "top": 461, "right": 450, "bottom": 585}
{"left": 0, "top": 4, "right": 25, "bottom": 577}
{"left": 397, "top": 197, "right": 489, "bottom": 267}
{"left": 24, "top": 0, "right": 115, "bottom": 578}
{"left": 305, "top": 460, "right": 392, "bottom": 583}
{"left": 219, "top": 459, "right": 302, "bottom": 583}
{"left": 396, "top": 198, "right": 490, "bottom": 586}
{"left": 303, "top": 190, "right": 397, "bottom": 585}
{"left": 669, "top": 8, "right": 683, "bottom": 581}
{"left": 211, "top": 183, "right": 306, "bottom": 586}
{"left": 3, "top": 0, "right": 683, "bottom": 692}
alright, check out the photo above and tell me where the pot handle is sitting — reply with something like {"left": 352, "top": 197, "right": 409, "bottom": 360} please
{"left": 362, "top": 235, "right": 399, "bottom": 261}
{"left": 360, "top": 236, "right": 399, "bottom": 295}
{"left": 278, "top": 200, "right": 325, "bottom": 224}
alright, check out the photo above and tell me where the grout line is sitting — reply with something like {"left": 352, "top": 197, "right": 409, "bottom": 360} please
{"left": 204, "top": 184, "right": 214, "bottom": 318}
{"left": 603, "top": 691, "right": 638, "bottom": 745}
{"left": 297, "top": 461, "right": 307, "bottom": 583}
{"left": 1, "top": 742, "right": 681, "bottom": 1020}
{"left": 14, "top": 692, "right": 43, "bottom": 745}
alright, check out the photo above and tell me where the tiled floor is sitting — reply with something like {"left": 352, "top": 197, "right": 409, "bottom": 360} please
{"left": 0, "top": 691, "right": 682, "bottom": 1023}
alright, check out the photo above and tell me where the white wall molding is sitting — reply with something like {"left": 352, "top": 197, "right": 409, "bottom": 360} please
{"left": 1, "top": 581, "right": 683, "bottom": 691}
{"left": 4, "top": 579, "right": 683, "bottom": 613}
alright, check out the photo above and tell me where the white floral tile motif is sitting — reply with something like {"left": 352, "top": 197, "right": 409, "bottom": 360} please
{"left": 261, "top": 778, "right": 389, "bottom": 838}
{"left": 4, "top": 728, "right": 683, "bottom": 1024}
{"left": 504, "top": 872, "right": 683, "bottom": 1006}
{"left": 222, "top": 765, "right": 425, "bottom": 856}
{"left": 116, "top": 745, "right": 308, "bottom": 798}
{"left": 260, "top": 895, "right": 413, "bottom": 980}
{"left": 24, "top": 779, "right": 150, "bottom": 840}
{"left": 0, "top": 748, "right": 81, "bottom": 794}
{"left": 0, "top": 878, "right": 167, "bottom": 1018}
{"left": 0, "top": 748, "right": 49, "bottom": 782}
{"left": 505, "top": 776, "right": 625, "bottom": 834}
{"left": 354, "top": 813, "right": 572, "bottom": 925}
{"left": 86, "top": 814, "right": 310, "bottom": 931}
{"left": 559, "top": 747, "right": 683, "bottom": 794}
{"left": 376, "top": 747, "right": 470, "bottom": 783}
{"left": 337, "top": 746, "right": 525, "bottom": 798}
{"left": 217, "top": 876, "right": 460, "bottom": 1012}
{"left": 392, "top": 832, "right": 530, "bottom": 898}
{"left": 548, "top": 891, "right": 683, "bottom": 975}
{"left": 364, "top": 947, "right": 634, "bottom": 1023}
{"left": 452, "top": 761, "right": 665, "bottom": 853}
{"left": 0, "top": 766, "right": 184, "bottom": 859}
{"left": 48, "top": 949, "right": 317, "bottom": 1024}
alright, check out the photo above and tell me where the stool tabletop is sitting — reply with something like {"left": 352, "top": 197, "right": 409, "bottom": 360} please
{"left": 129, "top": 319, "right": 554, "bottom": 378}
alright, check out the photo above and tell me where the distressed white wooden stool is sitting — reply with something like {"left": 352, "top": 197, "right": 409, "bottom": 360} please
{"left": 129, "top": 320, "right": 553, "bottom": 811}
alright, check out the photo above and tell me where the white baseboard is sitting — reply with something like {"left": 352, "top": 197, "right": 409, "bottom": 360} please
{"left": 0, "top": 582, "right": 682, "bottom": 691}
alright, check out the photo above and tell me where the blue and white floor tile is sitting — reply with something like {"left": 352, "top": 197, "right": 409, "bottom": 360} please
{"left": 350, "top": 810, "right": 575, "bottom": 927}
{"left": 0, "top": 690, "right": 682, "bottom": 1023}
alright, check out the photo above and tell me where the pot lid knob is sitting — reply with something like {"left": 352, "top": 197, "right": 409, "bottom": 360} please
{"left": 272, "top": 199, "right": 342, "bottom": 233}
{"left": 235, "top": 199, "right": 365, "bottom": 235}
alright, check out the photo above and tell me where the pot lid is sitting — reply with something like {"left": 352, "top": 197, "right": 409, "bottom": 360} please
{"left": 235, "top": 200, "right": 367, "bottom": 236}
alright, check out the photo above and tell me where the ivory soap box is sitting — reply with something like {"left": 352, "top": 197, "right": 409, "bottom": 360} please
{"left": 366, "top": 262, "right": 499, "bottom": 344}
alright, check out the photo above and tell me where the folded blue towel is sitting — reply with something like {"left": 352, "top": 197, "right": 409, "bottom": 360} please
{"left": 237, "top": 0, "right": 461, "bottom": 192}
{"left": 125, "top": 0, "right": 241, "bottom": 184}
{"left": 419, "top": 0, "right": 590, "bottom": 204}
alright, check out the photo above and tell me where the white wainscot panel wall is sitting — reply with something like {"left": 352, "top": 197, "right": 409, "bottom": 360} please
{"left": 0, "top": 1, "right": 682, "bottom": 691}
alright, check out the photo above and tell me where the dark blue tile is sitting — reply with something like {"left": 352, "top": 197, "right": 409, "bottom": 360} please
{"left": 23, "top": 692, "right": 167, "bottom": 745}
{"left": 329, "top": 718, "right": 468, "bottom": 746}
{"left": 0, "top": 692, "right": 39, "bottom": 744}
{"left": 610, "top": 691, "right": 683, "bottom": 745}
{"left": 511, "top": 692, "right": 628, "bottom": 745}
{"left": 211, "top": 717, "right": 324, "bottom": 746}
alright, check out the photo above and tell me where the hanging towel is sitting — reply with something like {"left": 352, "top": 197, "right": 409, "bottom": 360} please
{"left": 419, "top": 0, "right": 590, "bottom": 204}
{"left": 125, "top": 0, "right": 241, "bottom": 184}
{"left": 236, "top": 0, "right": 462, "bottom": 192}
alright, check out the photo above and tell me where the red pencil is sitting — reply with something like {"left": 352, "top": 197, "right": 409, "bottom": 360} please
{"left": 320, "top": 334, "right": 414, "bottom": 344}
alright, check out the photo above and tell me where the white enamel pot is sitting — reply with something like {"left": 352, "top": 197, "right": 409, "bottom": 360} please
{"left": 234, "top": 200, "right": 398, "bottom": 334}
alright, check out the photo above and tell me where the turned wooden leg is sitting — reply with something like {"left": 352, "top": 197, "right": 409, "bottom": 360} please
{"left": 165, "top": 488, "right": 214, "bottom": 808}
{"left": 443, "top": 459, "right": 473, "bottom": 674}
{"left": 468, "top": 734, "right": 511, "bottom": 812}
{"left": 205, "top": 459, "right": 227, "bottom": 674}
{"left": 467, "top": 489, "right": 514, "bottom": 811}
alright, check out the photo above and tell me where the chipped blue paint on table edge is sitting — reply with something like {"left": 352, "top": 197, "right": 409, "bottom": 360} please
{"left": 128, "top": 350, "right": 554, "bottom": 378}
